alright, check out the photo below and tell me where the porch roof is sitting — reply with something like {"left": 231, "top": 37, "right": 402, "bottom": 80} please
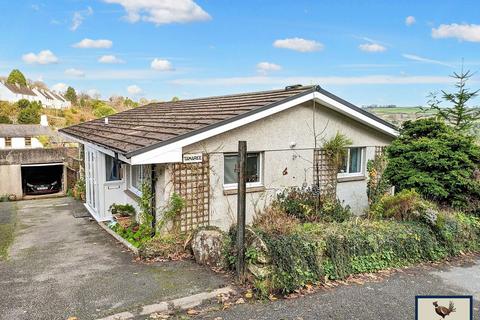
{"left": 60, "top": 85, "right": 396, "bottom": 158}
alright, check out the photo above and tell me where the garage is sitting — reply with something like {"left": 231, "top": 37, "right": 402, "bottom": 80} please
{"left": 21, "top": 163, "right": 65, "bottom": 196}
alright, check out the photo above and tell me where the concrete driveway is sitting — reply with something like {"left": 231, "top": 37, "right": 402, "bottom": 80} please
{"left": 0, "top": 197, "right": 227, "bottom": 320}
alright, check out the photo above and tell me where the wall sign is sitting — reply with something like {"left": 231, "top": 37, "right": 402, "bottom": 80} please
{"left": 182, "top": 153, "right": 203, "bottom": 163}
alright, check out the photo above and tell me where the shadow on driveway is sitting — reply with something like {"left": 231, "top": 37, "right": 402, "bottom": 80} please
{"left": 0, "top": 197, "right": 228, "bottom": 320}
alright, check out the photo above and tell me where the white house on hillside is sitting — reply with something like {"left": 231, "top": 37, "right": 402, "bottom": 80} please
{"left": 0, "top": 81, "right": 71, "bottom": 109}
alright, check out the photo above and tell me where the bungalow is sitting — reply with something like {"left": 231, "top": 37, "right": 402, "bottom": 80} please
{"left": 59, "top": 85, "right": 397, "bottom": 231}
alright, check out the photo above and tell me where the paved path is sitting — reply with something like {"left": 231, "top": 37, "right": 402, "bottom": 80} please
{"left": 196, "top": 255, "right": 480, "bottom": 320}
{"left": 0, "top": 197, "right": 227, "bottom": 320}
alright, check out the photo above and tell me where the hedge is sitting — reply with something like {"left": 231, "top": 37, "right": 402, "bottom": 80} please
{"left": 254, "top": 212, "right": 480, "bottom": 294}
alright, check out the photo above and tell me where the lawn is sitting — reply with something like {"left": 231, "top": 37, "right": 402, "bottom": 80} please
{"left": 0, "top": 202, "right": 16, "bottom": 260}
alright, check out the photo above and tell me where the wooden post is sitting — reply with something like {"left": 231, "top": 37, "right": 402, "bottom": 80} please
{"left": 236, "top": 141, "right": 247, "bottom": 281}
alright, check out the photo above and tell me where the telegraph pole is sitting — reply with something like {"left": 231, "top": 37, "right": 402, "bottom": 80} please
{"left": 236, "top": 141, "right": 247, "bottom": 281}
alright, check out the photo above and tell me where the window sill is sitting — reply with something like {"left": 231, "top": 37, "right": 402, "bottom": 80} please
{"left": 223, "top": 186, "right": 266, "bottom": 196}
{"left": 124, "top": 189, "right": 141, "bottom": 201}
{"left": 337, "top": 175, "right": 366, "bottom": 183}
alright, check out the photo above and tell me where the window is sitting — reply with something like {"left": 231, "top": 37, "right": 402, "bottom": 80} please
{"left": 129, "top": 165, "right": 148, "bottom": 195}
{"left": 224, "top": 152, "right": 262, "bottom": 188}
{"left": 105, "top": 155, "right": 122, "bottom": 182}
{"left": 25, "top": 137, "right": 31, "bottom": 147}
{"left": 339, "top": 147, "right": 365, "bottom": 176}
{"left": 5, "top": 137, "right": 11, "bottom": 148}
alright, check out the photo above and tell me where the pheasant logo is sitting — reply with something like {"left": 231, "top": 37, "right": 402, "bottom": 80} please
{"left": 433, "top": 301, "right": 456, "bottom": 319}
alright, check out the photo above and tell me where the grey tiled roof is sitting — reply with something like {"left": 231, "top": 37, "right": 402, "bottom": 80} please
{"left": 0, "top": 124, "right": 53, "bottom": 137}
{"left": 60, "top": 85, "right": 395, "bottom": 157}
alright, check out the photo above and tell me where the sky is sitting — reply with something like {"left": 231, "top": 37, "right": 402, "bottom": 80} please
{"left": 0, "top": 0, "right": 479, "bottom": 106}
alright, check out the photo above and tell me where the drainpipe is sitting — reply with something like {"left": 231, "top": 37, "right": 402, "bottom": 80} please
{"left": 150, "top": 164, "right": 157, "bottom": 236}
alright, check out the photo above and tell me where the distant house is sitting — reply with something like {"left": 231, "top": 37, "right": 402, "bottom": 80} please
{"left": 0, "top": 115, "right": 76, "bottom": 199}
{"left": 0, "top": 81, "right": 71, "bottom": 109}
{"left": 60, "top": 85, "right": 397, "bottom": 231}
{"left": 0, "top": 116, "right": 53, "bottom": 149}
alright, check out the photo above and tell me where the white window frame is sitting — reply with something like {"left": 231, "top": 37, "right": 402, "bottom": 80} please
{"left": 337, "top": 147, "right": 366, "bottom": 178}
{"left": 128, "top": 164, "right": 147, "bottom": 196}
{"left": 223, "top": 152, "right": 263, "bottom": 190}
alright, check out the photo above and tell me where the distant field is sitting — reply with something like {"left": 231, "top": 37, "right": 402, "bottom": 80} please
{"left": 364, "top": 107, "right": 436, "bottom": 125}
{"left": 366, "top": 107, "right": 435, "bottom": 114}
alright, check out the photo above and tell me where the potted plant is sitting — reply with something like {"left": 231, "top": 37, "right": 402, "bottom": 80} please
{"left": 110, "top": 203, "right": 136, "bottom": 228}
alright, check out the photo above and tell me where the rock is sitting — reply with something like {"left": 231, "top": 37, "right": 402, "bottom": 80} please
{"left": 244, "top": 227, "right": 272, "bottom": 279}
{"left": 191, "top": 229, "right": 224, "bottom": 267}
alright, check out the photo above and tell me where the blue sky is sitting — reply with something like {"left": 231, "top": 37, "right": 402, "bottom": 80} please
{"left": 1, "top": 0, "right": 479, "bottom": 106}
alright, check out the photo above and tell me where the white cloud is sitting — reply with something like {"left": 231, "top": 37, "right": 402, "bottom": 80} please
{"left": 170, "top": 75, "right": 454, "bottom": 86}
{"left": 359, "top": 43, "right": 387, "bottom": 52}
{"left": 103, "top": 0, "right": 211, "bottom": 25}
{"left": 256, "top": 62, "right": 282, "bottom": 74}
{"left": 151, "top": 58, "right": 173, "bottom": 71}
{"left": 127, "top": 84, "right": 143, "bottom": 95}
{"left": 432, "top": 23, "right": 480, "bottom": 42}
{"left": 52, "top": 83, "right": 68, "bottom": 92}
{"left": 65, "top": 68, "right": 85, "bottom": 77}
{"left": 405, "top": 16, "right": 416, "bottom": 26}
{"left": 73, "top": 38, "right": 113, "bottom": 49}
{"left": 22, "top": 50, "right": 58, "bottom": 64}
{"left": 402, "top": 54, "right": 453, "bottom": 67}
{"left": 273, "top": 38, "right": 323, "bottom": 52}
{"left": 71, "top": 6, "right": 93, "bottom": 31}
{"left": 98, "top": 55, "right": 125, "bottom": 64}
{"left": 87, "top": 88, "right": 101, "bottom": 98}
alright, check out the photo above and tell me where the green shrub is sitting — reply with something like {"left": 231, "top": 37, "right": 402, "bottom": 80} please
{"left": 321, "top": 220, "right": 445, "bottom": 279}
{"left": 111, "top": 223, "right": 151, "bottom": 248}
{"left": 93, "top": 105, "right": 116, "bottom": 118}
{"left": 250, "top": 211, "right": 480, "bottom": 293}
{"left": 0, "top": 115, "right": 12, "bottom": 124}
{"left": 275, "top": 188, "right": 320, "bottom": 222}
{"left": 321, "top": 199, "right": 352, "bottom": 223}
{"left": 260, "top": 232, "right": 323, "bottom": 293}
{"left": 275, "top": 188, "right": 351, "bottom": 223}
{"left": 368, "top": 189, "right": 433, "bottom": 221}
{"left": 384, "top": 118, "right": 480, "bottom": 212}
{"left": 109, "top": 203, "right": 136, "bottom": 217}
{"left": 17, "top": 101, "right": 41, "bottom": 124}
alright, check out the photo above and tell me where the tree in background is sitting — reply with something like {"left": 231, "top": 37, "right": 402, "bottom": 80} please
{"left": 16, "top": 99, "right": 30, "bottom": 110}
{"left": 65, "top": 86, "right": 78, "bottom": 105}
{"left": 17, "top": 101, "right": 41, "bottom": 124}
{"left": 424, "top": 70, "right": 480, "bottom": 133}
{"left": 384, "top": 118, "right": 480, "bottom": 212}
{"left": 171, "top": 96, "right": 180, "bottom": 102}
{"left": 91, "top": 100, "right": 116, "bottom": 118}
{"left": 6, "top": 69, "right": 27, "bottom": 87}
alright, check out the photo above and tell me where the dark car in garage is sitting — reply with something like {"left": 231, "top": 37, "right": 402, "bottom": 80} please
{"left": 22, "top": 165, "right": 63, "bottom": 195}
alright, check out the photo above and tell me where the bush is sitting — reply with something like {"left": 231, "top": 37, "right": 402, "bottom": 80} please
{"left": 260, "top": 232, "right": 323, "bottom": 293}
{"left": 93, "top": 104, "right": 116, "bottom": 118}
{"left": 252, "top": 206, "right": 299, "bottom": 236}
{"left": 111, "top": 222, "right": 151, "bottom": 248}
{"left": 140, "top": 232, "right": 191, "bottom": 259}
{"left": 275, "top": 187, "right": 320, "bottom": 222}
{"left": 384, "top": 118, "right": 480, "bottom": 211}
{"left": 109, "top": 203, "right": 136, "bottom": 217}
{"left": 247, "top": 209, "right": 480, "bottom": 293}
{"left": 275, "top": 188, "right": 352, "bottom": 223}
{"left": 368, "top": 189, "right": 433, "bottom": 221}
{"left": 17, "top": 101, "right": 41, "bottom": 124}
{"left": 0, "top": 115, "right": 12, "bottom": 124}
{"left": 320, "top": 220, "right": 445, "bottom": 279}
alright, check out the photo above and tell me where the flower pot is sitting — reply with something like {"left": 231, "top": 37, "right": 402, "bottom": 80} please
{"left": 115, "top": 215, "right": 133, "bottom": 229}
